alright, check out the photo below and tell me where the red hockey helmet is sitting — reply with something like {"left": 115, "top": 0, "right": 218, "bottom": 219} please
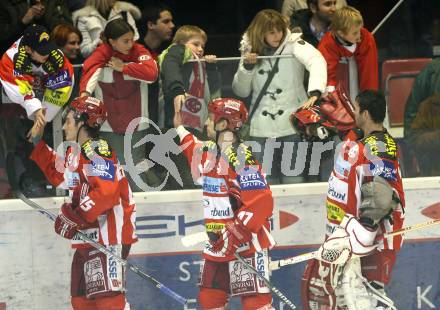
{"left": 290, "top": 105, "right": 337, "bottom": 141}
{"left": 208, "top": 98, "right": 248, "bottom": 131}
{"left": 69, "top": 96, "right": 107, "bottom": 128}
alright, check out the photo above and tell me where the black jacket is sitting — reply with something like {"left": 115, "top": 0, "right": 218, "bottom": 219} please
{"left": 290, "top": 9, "right": 320, "bottom": 48}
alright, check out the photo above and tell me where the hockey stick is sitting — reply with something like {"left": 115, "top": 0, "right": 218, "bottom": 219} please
{"left": 270, "top": 218, "right": 440, "bottom": 270}
{"left": 181, "top": 231, "right": 209, "bottom": 247}
{"left": 5, "top": 153, "right": 188, "bottom": 305}
{"left": 234, "top": 253, "right": 297, "bottom": 309}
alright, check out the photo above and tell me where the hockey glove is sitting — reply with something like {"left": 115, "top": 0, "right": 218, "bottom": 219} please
{"left": 211, "top": 219, "right": 252, "bottom": 256}
{"left": 54, "top": 203, "right": 87, "bottom": 239}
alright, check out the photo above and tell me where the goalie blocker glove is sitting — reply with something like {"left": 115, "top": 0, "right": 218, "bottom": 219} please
{"left": 319, "top": 214, "right": 378, "bottom": 264}
{"left": 54, "top": 203, "right": 88, "bottom": 239}
{"left": 210, "top": 219, "right": 252, "bottom": 256}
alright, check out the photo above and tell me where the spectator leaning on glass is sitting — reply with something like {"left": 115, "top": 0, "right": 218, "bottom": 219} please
{"left": 79, "top": 18, "right": 159, "bottom": 192}
{"left": 72, "top": 0, "right": 141, "bottom": 58}
{"left": 158, "top": 25, "right": 221, "bottom": 133}
{"left": 0, "top": 24, "right": 74, "bottom": 139}
{"left": 232, "top": 9, "right": 326, "bottom": 184}
{"left": 318, "top": 6, "right": 379, "bottom": 94}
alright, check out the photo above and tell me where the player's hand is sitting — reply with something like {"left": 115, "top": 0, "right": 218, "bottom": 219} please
{"left": 204, "top": 55, "right": 217, "bottom": 63}
{"left": 210, "top": 219, "right": 252, "bottom": 256}
{"left": 173, "top": 94, "right": 186, "bottom": 128}
{"left": 107, "top": 56, "right": 124, "bottom": 72}
{"left": 54, "top": 203, "right": 87, "bottom": 239}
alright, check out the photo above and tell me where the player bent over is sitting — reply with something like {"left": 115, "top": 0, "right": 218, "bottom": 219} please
{"left": 174, "top": 98, "right": 276, "bottom": 309}
{"left": 301, "top": 90, "right": 405, "bottom": 310}
{"left": 29, "top": 96, "right": 137, "bottom": 309}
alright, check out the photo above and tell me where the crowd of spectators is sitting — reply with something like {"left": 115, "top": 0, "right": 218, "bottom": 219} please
{"left": 0, "top": 0, "right": 440, "bottom": 198}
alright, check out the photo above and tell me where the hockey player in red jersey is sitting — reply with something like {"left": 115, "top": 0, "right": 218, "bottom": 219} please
{"left": 174, "top": 97, "right": 276, "bottom": 309}
{"left": 301, "top": 90, "right": 405, "bottom": 309}
{"left": 29, "top": 96, "right": 137, "bottom": 309}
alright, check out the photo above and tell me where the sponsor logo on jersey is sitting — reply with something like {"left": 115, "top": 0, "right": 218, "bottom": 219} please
{"left": 205, "top": 222, "right": 225, "bottom": 232}
{"left": 203, "top": 177, "right": 228, "bottom": 194}
{"left": 229, "top": 259, "right": 257, "bottom": 296}
{"left": 204, "top": 203, "right": 233, "bottom": 220}
{"left": 89, "top": 159, "right": 115, "bottom": 181}
{"left": 326, "top": 200, "right": 346, "bottom": 222}
{"left": 327, "top": 175, "right": 348, "bottom": 204}
{"left": 85, "top": 256, "right": 106, "bottom": 295}
{"left": 334, "top": 157, "right": 351, "bottom": 179}
{"left": 237, "top": 167, "right": 266, "bottom": 190}
{"left": 67, "top": 171, "right": 80, "bottom": 189}
{"left": 45, "top": 69, "right": 71, "bottom": 90}
{"left": 369, "top": 160, "right": 397, "bottom": 181}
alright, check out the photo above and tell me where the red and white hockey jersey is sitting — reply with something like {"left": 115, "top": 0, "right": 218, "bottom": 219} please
{"left": 326, "top": 129, "right": 405, "bottom": 251}
{"left": 30, "top": 138, "right": 137, "bottom": 249}
{"left": 0, "top": 38, "right": 74, "bottom": 121}
{"left": 177, "top": 126, "right": 275, "bottom": 262}
{"left": 80, "top": 43, "right": 158, "bottom": 134}
{"left": 318, "top": 28, "right": 379, "bottom": 92}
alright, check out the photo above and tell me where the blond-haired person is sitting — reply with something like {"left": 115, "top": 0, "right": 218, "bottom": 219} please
{"left": 318, "top": 5, "right": 379, "bottom": 93}
{"left": 159, "top": 25, "right": 221, "bottom": 132}
{"left": 232, "top": 9, "right": 327, "bottom": 184}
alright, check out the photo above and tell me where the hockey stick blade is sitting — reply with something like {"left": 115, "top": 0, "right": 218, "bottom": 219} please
{"left": 5, "top": 154, "right": 187, "bottom": 305}
{"left": 181, "top": 231, "right": 209, "bottom": 247}
{"left": 235, "top": 253, "right": 297, "bottom": 309}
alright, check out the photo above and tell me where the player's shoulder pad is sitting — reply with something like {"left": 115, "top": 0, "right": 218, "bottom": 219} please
{"left": 81, "top": 138, "right": 113, "bottom": 160}
{"left": 224, "top": 143, "right": 257, "bottom": 171}
{"left": 360, "top": 131, "right": 398, "bottom": 161}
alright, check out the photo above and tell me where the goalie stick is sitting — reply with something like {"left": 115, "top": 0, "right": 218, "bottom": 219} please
{"left": 5, "top": 153, "right": 188, "bottom": 305}
{"left": 269, "top": 217, "right": 440, "bottom": 270}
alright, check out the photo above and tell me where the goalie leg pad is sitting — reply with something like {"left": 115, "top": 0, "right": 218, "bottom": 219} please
{"left": 335, "top": 258, "right": 372, "bottom": 310}
{"left": 361, "top": 250, "right": 397, "bottom": 285}
{"left": 301, "top": 259, "right": 342, "bottom": 310}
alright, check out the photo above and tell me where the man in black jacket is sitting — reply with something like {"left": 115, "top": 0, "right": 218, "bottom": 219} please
{"left": 291, "top": 0, "right": 336, "bottom": 47}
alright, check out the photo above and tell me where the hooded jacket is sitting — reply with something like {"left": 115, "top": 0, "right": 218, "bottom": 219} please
{"left": 232, "top": 29, "right": 327, "bottom": 138}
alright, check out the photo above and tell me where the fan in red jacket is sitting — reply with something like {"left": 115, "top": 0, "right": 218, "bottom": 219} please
{"left": 29, "top": 96, "right": 137, "bottom": 310}
{"left": 79, "top": 18, "right": 158, "bottom": 134}
{"left": 174, "top": 97, "right": 276, "bottom": 310}
{"left": 318, "top": 6, "right": 378, "bottom": 93}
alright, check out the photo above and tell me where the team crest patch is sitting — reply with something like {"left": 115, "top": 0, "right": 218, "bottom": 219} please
{"left": 237, "top": 167, "right": 267, "bottom": 190}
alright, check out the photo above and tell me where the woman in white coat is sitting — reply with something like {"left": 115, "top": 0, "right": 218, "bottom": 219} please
{"left": 232, "top": 9, "right": 327, "bottom": 184}
{"left": 72, "top": 0, "right": 141, "bottom": 58}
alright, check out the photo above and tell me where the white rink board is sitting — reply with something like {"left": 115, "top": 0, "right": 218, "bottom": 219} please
{"left": 0, "top": 177, "right": 439, "bottom": 309}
